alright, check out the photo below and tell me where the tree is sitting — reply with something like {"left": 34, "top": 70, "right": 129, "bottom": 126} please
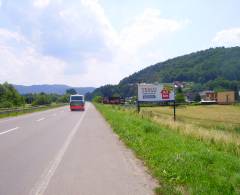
{"left": 32, "top": 93, "right": 51, "bottom": 106}
{"left": 175, "top": 93, "right": 185, "bottom": 103}
{"left": 66, "top": 88, "right": 77, "bottom": 95}
{"left": 24, "top": 93, "right": 34, "bottom": 104}
{"left": 92, "top": 96, "right": 102, "bottom": 103}
{"left": 0, "top": 82, "right": 24, "bottom": 108}
{"left": 57, "top": 94, "right": 70, "bottom": 103}
{"left": 175, "top": 88, "right": 185, "bottom": 103}
{"left": 232, "top": 84, "right": 239, "bottom": 101}
{"left": 85, "top": 92, "right": 93, "bottom": 101}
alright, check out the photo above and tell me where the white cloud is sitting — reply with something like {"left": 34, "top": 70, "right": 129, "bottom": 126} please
{"left": 0, "top": 0, "right": 188, "bottom": 87}
{"left": 120, "top": 8, "right": 184, "bottom": 52}
{"left": 0, "top": 28, "right": 66, "bottom": 85}
{"left": 212, "top": 28, "right": 240, "bottom": 47}
{"left": 33, "top": 0, "right": 50, "bottom": 8}
{"left": 0, "top": 28, "right": 27, "bottom": 43}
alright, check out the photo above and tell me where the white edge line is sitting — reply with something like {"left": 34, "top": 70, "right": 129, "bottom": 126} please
{"left": 30, "top": 105, "right": 88, "bottom": 195}
{"left": 36, "top": 118, "right": 45, "bottom": 122}
{"left": 0, "top": 127, "right": 20, "bottom": 135}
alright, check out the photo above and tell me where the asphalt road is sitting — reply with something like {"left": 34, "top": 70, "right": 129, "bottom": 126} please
{"left": 0, "top": 102, "right": 157, "bottom": 195}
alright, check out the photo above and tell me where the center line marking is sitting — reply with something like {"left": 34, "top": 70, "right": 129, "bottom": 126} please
{"left": 30, "top": 105, "right": 88, "bottom": 195}
{"left": 0, "top": 127, "right": 20, "bottom": 135}
{"left": 36, "top": 117, "right": 45, "bottom": 122}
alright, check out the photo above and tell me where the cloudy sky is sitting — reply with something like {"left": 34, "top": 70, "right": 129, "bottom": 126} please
{"left": 0, "top": 0, "right": 240, "bottom": 87}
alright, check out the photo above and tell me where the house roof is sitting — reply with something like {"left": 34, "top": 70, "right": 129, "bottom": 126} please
{"left": 199, "top": 90, "right": 215, "bottom": 96}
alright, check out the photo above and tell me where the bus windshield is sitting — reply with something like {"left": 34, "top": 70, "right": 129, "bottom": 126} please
{"left": 71, "top": 96, "right": 83, "bottom": 101}
{"left": 70, "top": 101, "right": 84, "bottom": 106}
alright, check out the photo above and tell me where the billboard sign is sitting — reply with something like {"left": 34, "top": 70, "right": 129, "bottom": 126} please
{"left": 138, "top": 83, "right": 175, "bottom": 102}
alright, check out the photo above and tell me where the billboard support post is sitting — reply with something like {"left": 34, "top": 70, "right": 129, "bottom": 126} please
{"left": 173, "top": 100, "right": 176, "bottom": 121}
{"left": 137, "top": 101, "right": 140, "bottom": 113}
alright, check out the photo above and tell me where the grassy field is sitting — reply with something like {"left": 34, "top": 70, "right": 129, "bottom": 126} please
{"left": 95, "top": 104, "right": 240, "bottom": 195}
{"left": 142, "top": 105, "right": 240, "bottom": 131}
{"left": 141, "top": 105, "right": 240, "bottom": 156}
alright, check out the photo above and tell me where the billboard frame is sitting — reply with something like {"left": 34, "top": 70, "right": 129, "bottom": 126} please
{"left": 137, "top": 83, "right": 176, "bottom": 121}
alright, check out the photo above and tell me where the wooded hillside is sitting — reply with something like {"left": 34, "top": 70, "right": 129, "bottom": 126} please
{"left": 88, "top": 47, "right": 240, "bottom": 99}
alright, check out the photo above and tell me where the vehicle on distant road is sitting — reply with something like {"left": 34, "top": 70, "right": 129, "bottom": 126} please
{"left": 103, "top": 97, "right": 125, "bottom": 104}
{"left": 70, "top": 94, "right": 85, "bottom": 111}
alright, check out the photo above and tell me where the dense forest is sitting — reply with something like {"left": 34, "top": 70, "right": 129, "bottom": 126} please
{"left": 87, "top": 47, "right": 240, "bottom": 99}
{"left": 0, "top": 82, "right": 77, "bottom": 108}
{"left": 0, "top": 82, "right": 25, "bottom": 108}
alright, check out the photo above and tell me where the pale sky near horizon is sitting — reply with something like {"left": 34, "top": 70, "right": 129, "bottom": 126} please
{"left": 0, "top": 0, "right": 240, "bottom": 87}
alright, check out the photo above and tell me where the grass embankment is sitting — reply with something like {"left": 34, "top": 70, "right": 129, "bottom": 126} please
{"left": 0, "top": 103, "right": 66, "bottom": 119}
{"left": 95, "top": 104, "right": 240, "bottom": 195}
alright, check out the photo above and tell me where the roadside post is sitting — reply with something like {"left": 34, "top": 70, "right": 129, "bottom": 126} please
{"left": 173, "top": 100, "right": 176, "bottom": 121}
{"left": 137, "top": 100, "right": 140, "bottom": 113}
{"left": 173, "top": 86, "right": 176, "bottom": 121}
{"left": 137, "top": 83, "right": 176, "bottom": 120}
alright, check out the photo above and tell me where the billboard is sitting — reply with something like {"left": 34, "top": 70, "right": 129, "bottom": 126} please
{"left": 138, "top": 83, "right": 175, "bottom": 102}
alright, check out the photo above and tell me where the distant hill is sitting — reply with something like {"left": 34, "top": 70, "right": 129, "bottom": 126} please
{"left": 88, "top": 47, "right": 240, "bottom": 99}
{"left": 13, "top": 84, "right": 95, "bottom": 95}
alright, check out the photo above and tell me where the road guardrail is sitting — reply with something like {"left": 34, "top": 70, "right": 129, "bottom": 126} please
{"left": 0, "top": 103, "right": 68, "bottom": 115}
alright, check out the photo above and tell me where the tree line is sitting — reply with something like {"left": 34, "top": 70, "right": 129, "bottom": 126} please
{"left": 0, "top": 82, "right": 77, "bottom": 108}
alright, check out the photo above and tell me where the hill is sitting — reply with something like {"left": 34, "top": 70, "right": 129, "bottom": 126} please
{"left": 88, "top": 47, "right": 240, "bottom": 99}
{"left": 14, "top": 84, "right": 95, "bottom": 95}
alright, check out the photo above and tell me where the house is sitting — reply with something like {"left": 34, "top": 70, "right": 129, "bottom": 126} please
{"left": 217, "top": 91, "right": 235, "bottom": 104}
{"left": 199, "top": 90, "right": 217, "bottom": 103}
{"left": 173, "top": 81, "right": 185, "bottom": 88}
{"left": 185, "top": 92, "right": 199, "bottom": 102}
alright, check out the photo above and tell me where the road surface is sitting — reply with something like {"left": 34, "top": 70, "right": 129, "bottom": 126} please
{"left": 0, "top": 102, "right": 157, "bottom": 195}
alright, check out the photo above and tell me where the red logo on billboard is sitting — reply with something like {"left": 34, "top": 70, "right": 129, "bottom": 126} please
{"left": 161, "top": 88, "right": 170, "bottom": 99}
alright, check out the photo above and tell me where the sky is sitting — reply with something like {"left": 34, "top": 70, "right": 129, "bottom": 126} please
{"left": 0, "top": 0, "right": 240, "bottom": 87}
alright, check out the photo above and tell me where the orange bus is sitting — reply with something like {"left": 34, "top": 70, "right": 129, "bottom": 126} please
{"left": 70, "top": 94, "right": 85, "bottom": 111}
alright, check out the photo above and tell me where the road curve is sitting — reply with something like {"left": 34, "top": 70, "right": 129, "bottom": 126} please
{"left": 0, "top": 102, "right": 157, "bottom": 195}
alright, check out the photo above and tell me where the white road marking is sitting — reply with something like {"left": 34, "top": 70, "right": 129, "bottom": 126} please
{"left": 30, "top": 105, "right": 88, "bottom": 195}
{"left": 0, "top": 127, "right": 20, "bottom": 135}
{"left": 36, "top": 118, "right": 45, "bottom": 122}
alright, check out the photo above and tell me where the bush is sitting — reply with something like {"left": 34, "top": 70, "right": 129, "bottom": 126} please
{"left": 93, "top": 96, "right": 102, "bottom": 103}
{"left": 0, "top": 101, "right": 13, "bottom": 108}
{"left": 32, "top": 93, "right": 51, "bottom": 106}
{"left": 175, "top": 92, "right": 185, "bottom": 103}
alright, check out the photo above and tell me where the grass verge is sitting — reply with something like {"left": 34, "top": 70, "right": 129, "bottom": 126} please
{"left": 95, "top": 103, "right": 240, "bottom": 195}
